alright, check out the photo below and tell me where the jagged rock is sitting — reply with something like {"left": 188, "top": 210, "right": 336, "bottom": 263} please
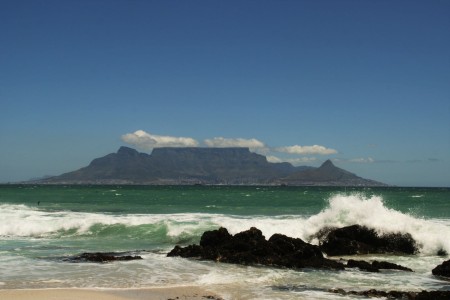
{"left": 432, "top": 259, "right": 450, "bottom": 278}
{"left": 372, "top": 260, "right": 413, "bottom": 272}
{"left": 346, "top": 259, "right": 413, "bottom": 272}
{"left": 437, "top": 249, "right": 448, "bottom": 256}
{"left": 347, "top": 259, "right": 379, "bottom": 272}
{"left": 200, "top": 227, "right": 232, "bottom": 248}
{"left": 168, "top": 227, "right": 345, "bottom": 270}
{"left": 267, "top": 233, "right": 343, "bottom": 270}
{"left": 65, "top": 252, "right": 142, "bottom": 263}
{"left": 415, "top": 291, "right": 450, "bottom": 300}
{"left": 329, "top": 289, "right": 450, "bottom": 299}
{"left": 319, "top": 224, "right": 418, "bottom": 256}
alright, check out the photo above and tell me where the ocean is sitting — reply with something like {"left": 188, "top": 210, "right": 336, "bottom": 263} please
{"left": 0, "top": 185, "right": 449, "bottom": 299}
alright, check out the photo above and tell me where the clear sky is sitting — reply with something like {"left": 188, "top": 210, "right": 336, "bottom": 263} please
{"left": 1, "top": 0, "right": 449, "bottom": 187}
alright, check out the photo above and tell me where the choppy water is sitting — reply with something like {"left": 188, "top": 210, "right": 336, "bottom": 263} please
{"left": 0, "top": 185, "right": 449, "bottom": 299}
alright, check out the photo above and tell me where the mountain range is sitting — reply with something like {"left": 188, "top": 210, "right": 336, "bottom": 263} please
{"left": 36, "top": 146, "right": 386, "bottom": 186}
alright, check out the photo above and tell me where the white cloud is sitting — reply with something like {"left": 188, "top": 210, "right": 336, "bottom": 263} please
{"left": 266, "top": 155, "right": 283, "bottom": 163}
{"left": 349, "top": 157, "right": 375, "bottom": 163}
{"left": 267, "top": 155, "right": 317, "bottom": 165}
{"left": 121, "top": 130, "right": 199, "bottom": 150}
{"left": 287, "top": 157, "right": 318, "bottom": 164}
{"left": 334, "top": 157, "right": 375, "bottom": 163}
{"left": 204, "top": 137, "right": 266, "bottom": 150}
{"left": 275, "top": 145, "right": 337, "bottom": 155}
{"left": 121, "top": 131, "right": 339, "bottom": 165}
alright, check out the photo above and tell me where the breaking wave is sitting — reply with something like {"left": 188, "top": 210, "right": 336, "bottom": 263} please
{"left": 1, "top": 193, "right": 449, "bottom": 255}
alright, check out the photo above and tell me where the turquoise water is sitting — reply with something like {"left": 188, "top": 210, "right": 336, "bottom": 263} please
{"left": 0, "top": 185, "right": 449, "bottom": 299}
{"left": 2, "top": 185, "right": 448, "bottom": 216}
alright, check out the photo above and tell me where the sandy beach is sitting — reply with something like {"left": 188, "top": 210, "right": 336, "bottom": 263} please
{"left": 0, "top": 287, "right": 223, "bottom": 300}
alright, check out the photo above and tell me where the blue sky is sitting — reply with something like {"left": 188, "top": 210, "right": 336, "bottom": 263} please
{"left": 1, "top": 0, "right": 449, "bottom": 186}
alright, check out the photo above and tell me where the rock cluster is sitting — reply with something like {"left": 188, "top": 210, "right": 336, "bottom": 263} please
{"left": 168, "top": 227, "right": 345, "bottom": 270}
{"left": 432, "top": 259, "right": 450, "bottom": 278}
{"left": 168, "top": 226, "right": 421, "bottom": 275}
{"left": 319, "top": 224, "right": 418, "bottom": 256}
{"left": 346, "top": 259, "right": 413, "bottom": 272}
{"left": 65, "top": 252, "right": 142, "bottom": 263}
{"left": 330, "top": 289, "right": 450, "bottom": 300}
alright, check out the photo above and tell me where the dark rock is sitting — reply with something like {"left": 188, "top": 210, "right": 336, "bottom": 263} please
{"left": 329, "top": 289, "right": 450, "bottom": 299}
{"left": 415, "top": 291, "right": 450, "bottom": 300}
{"left": 372, "top": 260, "right": 413, "bottom": 272}
{"left": 66, "top": 252, "right": 142, "bottom": 263}
{"left": 432, "top": 260, "right": 450, "bottom": 278}
{"left": 346, "top": 259, "right": 413, "bottom": 273}
{"left": 347, "top": 259, "right": 379, "bottom": 272}
{"left": 168, "top": 227, "right": 345, "bottom": 271}
{"left": 269, "top": 233, "right": 323, "bottom": 259}
{"left": 200, "top": 227, "right": 232, "bottom": 248}
{"left": 167, "top": 245, "right": 204, "bottom": 258}
{"left": 320, "top": 224, "right": 418, "bottom": 256}
{"left": 437, "top": 249, "right": 448, "bottom": 256}
{"left": 267, "top": 233, "right": 344, "bottom": 270}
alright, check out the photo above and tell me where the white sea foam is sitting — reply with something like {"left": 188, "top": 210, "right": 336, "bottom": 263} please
{"left": 302, "top": 193, "right": 450, "bottom": 255}
{"left": 0, "top": 204, "right": 212, "bottom": 238}
{"left": 196, "top": 193, "right": 450, "bottom": 255}
{"left": 1, "top": 193, "right": 449, "bottom": 255}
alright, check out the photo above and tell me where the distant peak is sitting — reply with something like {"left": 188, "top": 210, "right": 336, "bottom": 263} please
{"left": 320, "top": 159, "right": 335, "bottom": 168}
{"left": 117, "top": 146, "right": 139, "bottom": 156}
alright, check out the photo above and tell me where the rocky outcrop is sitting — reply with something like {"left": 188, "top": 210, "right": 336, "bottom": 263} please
{"left": 432, "top": 259, "right": 450, "bottom": 277}
{"left": 319, "top": 225, "right": 418, "bottom": 256}
{"left": 168, "top": 227, "right": 345, "bottom": 270}
{"left": 346, "top": 259, "right": 413, "bottom": 272}
{"left": 64, "top": 252, "right": 142, "bottom": 263}
{"left": 329, "top": 289, "right": 450, "bottom": 300}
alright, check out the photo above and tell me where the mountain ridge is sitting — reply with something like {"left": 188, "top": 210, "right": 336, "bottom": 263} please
{"left": 35, "top": 147, "right": 386, "bottom": 186}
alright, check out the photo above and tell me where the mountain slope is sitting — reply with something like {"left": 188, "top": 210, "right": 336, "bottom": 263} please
{"left": 38, "top": 147, "right": 385, "bottom": 186}
{"left": 278, "top": 159, "right": 384, "bottom": 186}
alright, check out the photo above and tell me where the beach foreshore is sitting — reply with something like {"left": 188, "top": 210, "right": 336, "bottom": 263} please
{"left": 0, "top": 286, "right": 223, "bottom": 300}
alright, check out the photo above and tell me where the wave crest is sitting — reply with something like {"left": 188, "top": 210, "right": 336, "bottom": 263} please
{"left": 304, "top": 193, "right": 450, "bottom": 255}
{"left": 1, "top": 193, "right": 449, "bottom": 256}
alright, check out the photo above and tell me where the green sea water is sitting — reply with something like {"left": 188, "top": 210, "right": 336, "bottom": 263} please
{"left": 1, "top": 185, "right": 449, "bottom": 216}
{"left": 0, "top": 185, "right": 449, "bottom": 299}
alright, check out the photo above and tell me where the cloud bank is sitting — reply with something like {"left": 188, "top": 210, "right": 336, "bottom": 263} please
{"left": 334, "top": 157, "right": 375, "bottom": 163}
{"left": 121, "top": 130, "right": 340, "bottom": 166}
{"left": 267, "top": 155, "right": 317, "bottom": 164}
{"left": 204, "top": 137, "right": 266, "bottom": 150}
{"left": 276, "top": 145, "right": 337, "bottom": 155}
{"left": 121, "top": 130, "right": 199, "bottom": 150}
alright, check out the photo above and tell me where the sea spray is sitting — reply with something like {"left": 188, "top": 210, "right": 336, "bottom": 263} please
{"left": 303, "top": 193, "right": 450, "bottom": 255}
{"left": 1, "top": 186, "right": 450, "bottom": 297}
{"left": 1, "top": 192, "right": 449, "bottom": 255}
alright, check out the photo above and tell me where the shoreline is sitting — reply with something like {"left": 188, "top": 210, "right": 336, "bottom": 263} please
{"left": 0, "top": 286, "right": 224, "bottom": 300}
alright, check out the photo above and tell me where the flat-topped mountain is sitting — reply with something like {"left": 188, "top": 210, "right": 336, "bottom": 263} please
{"left": 37, "top": 147, "right": 386, "bottom": 186}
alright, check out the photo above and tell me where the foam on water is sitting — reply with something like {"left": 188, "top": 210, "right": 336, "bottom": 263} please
{"left": 303, "top": 193, "right": 450, "bottom": 255}
{"left": 0, "top": 204, "right": 211, "bottom": 240}
{"left": 199, "top": 193, "right": 450, "bottom": 255}
{"left": 1, "top": 192, "right": 449, "bottom": 255}
{"left": 2, "top": 188, "right": 450, "bottom": 297}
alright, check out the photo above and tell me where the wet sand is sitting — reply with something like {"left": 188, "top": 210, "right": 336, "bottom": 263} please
{"left": 0, "top": 286, "right": 223, "bottom": 300}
